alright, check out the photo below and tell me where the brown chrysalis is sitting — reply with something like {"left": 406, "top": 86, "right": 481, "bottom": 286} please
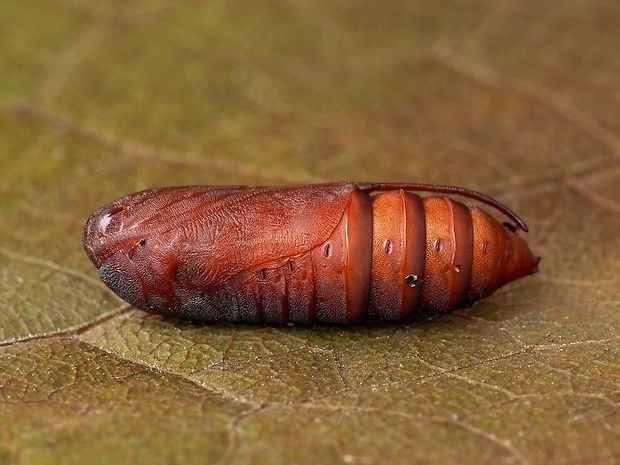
{"left": 83, "top": 183, "right": 539, "bottom": 324}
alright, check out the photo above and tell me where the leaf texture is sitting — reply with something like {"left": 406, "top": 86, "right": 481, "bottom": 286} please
{"left": 0, "top": 0, "right": 619, "bottom": 464}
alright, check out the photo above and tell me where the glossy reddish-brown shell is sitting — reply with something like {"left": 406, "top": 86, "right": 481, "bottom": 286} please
{"left": 83, "top": 183, "right": 539, "bottom": 324}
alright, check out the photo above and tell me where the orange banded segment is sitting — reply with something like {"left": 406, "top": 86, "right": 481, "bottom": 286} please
{"left": 369, "top": 190, "right": 426, "bottom": 320}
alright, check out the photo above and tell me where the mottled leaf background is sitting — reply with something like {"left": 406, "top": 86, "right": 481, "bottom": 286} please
{"left": 1, "top": 1, "right": 618, "bottom": 464}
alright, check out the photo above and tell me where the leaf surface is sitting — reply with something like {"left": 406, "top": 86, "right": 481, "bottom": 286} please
{"left": 1, "top": 1, "right": 619, "bottom": 464}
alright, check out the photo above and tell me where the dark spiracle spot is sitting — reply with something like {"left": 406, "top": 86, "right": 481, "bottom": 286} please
{"left": 324, "top": 243, "right": 331, "bottom": 257}
{"left": 405, "top": 274, "right": 418, "bottom": 288}
{"left": 384, "top": 240, "right": 393, "bottom": 254}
